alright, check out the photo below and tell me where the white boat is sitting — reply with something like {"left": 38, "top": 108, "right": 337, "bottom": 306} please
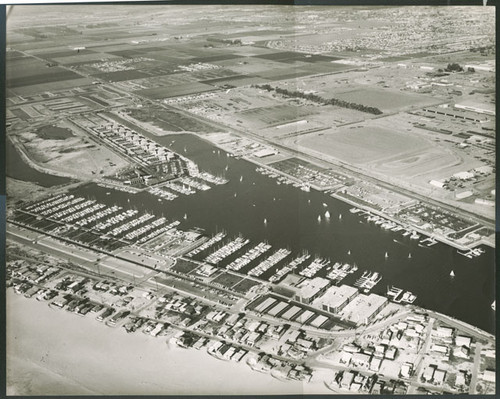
{"left": 450, "top": 270, "right": 455, "bottom": 277}
{"left": 264, "top": 218, "right": 267, "bottom": 225}
{"left": 492, "top": 301, "right": 495, "bottom": 310}
{"left": 183, "top": 213, "right": 188, "bottom": 220}
{"left": 338, "top": 214, "right": 342, "bottom": 220}
{"left": 240, "top": 176, "right": 243, "bottom": 182}
{"left": 325, "top": 210, "right": 331, "bottom": 219}
{"left": 385, "top": 252, "right": 388, "bottom": 258}
{"left": 347, "top": 250, "right": 351, "bottom": 255}
{"left": 317, "top": 215, "right": 321, "bottom": 222}
{"left": 322, "top": 203, "right": 328, "bottom": 207}
{"left": 408, "top": 253, "right": 412, "bottom": 259}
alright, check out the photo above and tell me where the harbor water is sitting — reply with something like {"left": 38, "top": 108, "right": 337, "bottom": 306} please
{"left": 8, "top": 132, "right": 496, "bottom": 333}
{"left": 75, "top": 133, "right": 495, "bottom": 334}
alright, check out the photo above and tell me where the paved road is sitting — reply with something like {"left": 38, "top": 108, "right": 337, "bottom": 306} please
{"left": 407, "top": 318, "right": 434, "bottom": 394}
{"left": 469, "top": 341, "right": 483, "bottom": 394}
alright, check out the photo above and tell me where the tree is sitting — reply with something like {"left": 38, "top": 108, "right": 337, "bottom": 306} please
{"left": 445, "top": 63, "right": 463, "bottom": 72}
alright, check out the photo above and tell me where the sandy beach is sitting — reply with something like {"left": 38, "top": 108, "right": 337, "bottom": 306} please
{"left": 6, "top": 291, "right": 332, "bottom": 395}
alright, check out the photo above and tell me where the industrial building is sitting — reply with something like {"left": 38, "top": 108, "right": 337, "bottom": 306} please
{"left": 313, "top": 284, "right": 359, "bottom": 314}
{"left": 293, "top": 277, "right": 330, "bottom": 304}
{"left": 339, "top": 293, "right": 388, "bottom": 325}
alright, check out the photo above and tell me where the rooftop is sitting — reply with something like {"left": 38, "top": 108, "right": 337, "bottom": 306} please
{"left": 295, "top": 277, "right": 330, "bottom": 300}
{"left": 339, "top": 293, "right": 387, "bottom": 324}
{"left": 314, "top": 284, "right": 358, "bottom": 310}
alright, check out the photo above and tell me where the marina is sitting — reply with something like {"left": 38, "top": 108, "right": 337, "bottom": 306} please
{"left": 205, "top": 237, "right": 250, "bottom": 265}
{"left": 247, "top": 248, "right": 291, "bottom": 277}
{"left": 299, "top": 258, "right": 330, "bottom": 278}
{"left": 9, "top": 131, "right": 495, "bottom": 333}
{"left": 226, "top": 242, "right": 271, "bottom": 272}
{"left": 354, "top": 271, "right": 383, "bottom": 293}
{"left": 268, "top": 253, "right": 311, "bottom": 283}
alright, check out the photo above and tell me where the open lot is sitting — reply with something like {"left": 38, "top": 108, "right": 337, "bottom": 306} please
{"left": 330, "top": 87, "right": 441, "bottom": 113}
{"left": 238, "top": 104, "right": 315, "bottom": 127}
{"left": 297, "top": 125, "right": 434, "bottom": 165}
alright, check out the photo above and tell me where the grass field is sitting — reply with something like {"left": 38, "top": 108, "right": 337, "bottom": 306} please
{"left": 211, "top": 272, "right": 242, "bottom": 289}
{"left": 231, "top": 278, "right": 260, "bottom": 294}
{"left": 171, "top": 259, "right": 200, "bottom": 274}
{"left": 36, "top": 125, "right": 74, "bottom": 140}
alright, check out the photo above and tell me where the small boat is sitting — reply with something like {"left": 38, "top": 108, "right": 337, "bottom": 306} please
{"left": 225, "top": 165, "right": 229, "bottom": 171}
{"left": 308, "top": 199, "right": 311, "bottom": 204}
{"left": 325, "top": 210, "right": 331, "bottom": 219}
{"left": 385, "top": 252, "right": 388, "bottom": 258}
{"left": 408, "top": 253, "right": 412, "bottom": 259}
{"left": 183, "top": 213, "right": 188, "bottom": 220}
{"left": 450, "top": 270, "right": 455, "bottom": 277}
{"left": 234, "top": 193, "right": 237, "bottom": 198}
{"left": 322, "top": 203, "right": 328, "bottom": 207}
{"left": 106, "top": 192, "right": 111, "bottom": 195}
{"left": 264, "top": 218, "right": 267, "bottom": 225}
{"left": 317, "top": 215, "right": 321, "bottom": 222}
{"left": 347, "top": 250, "right": 351, "bottom": 255}
{"left": 240, "top": 176, "right": 243, "bottom": 182}
{"left": 338, "top": 214, "right": 342, "bottom": 220}
{"left": 492, "top": 301, "right": 495, "bottom": 311}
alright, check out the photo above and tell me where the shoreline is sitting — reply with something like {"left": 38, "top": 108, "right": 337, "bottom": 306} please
{"left": 6, "top": 291, "right": 332, "bottom": 395}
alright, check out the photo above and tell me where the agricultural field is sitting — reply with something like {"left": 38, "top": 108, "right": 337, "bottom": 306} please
{"left": 6, "top": 57, "right": 83, "bottom": 88}
{"left": 125, "top": 106, "right": 224, "bottom": 133}
{"left": 135, "top": 82, "right": 216, "bottom": 100}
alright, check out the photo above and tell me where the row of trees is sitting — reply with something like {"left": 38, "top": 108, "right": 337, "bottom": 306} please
{"left": 254, "top": 84, "right": 383, "bottom": 115}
